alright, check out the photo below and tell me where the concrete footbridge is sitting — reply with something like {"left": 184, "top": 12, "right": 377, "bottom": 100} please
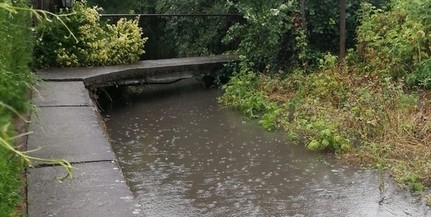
{"left": 39, "top": 55, "right": 239, "bottom": 88}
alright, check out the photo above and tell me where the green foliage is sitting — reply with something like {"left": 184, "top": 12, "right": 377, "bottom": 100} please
{"left": 407, "top": 59, "right": 431, "bottom": 89}
{"left": 0, "top": 0, "right": 33, "bottom": 112}
{"left": 34, "top": 1, "right": 147, "bottom": 67}
{"left": 224, "top": 1, "right": 297, "bottom": 70}
{"left": 156, "top": 0, "right": 233, "bottom": 57}
{"left": 281, "top": 97, "right": 351, "bottom": 153}
{"left": 224, "top": 0, "right": 387, "bottom": 72}
{"left": 305, "top": 121, "right": 351, "bottom": 153}
{"left": 1, "top": 1, "right": 76, "bottom": 216}
{"left": 258, "top": 104, "right": 282, "bottom": 131}
{"left": 0, "top": 138, "right": 22, "bottom": 217}
{"left": 318, "top": 53, "right": 339, "bottom": 69}
{"left": 218, "top": 69, "right": 270, "bottom": 118}
{"left": 218, "top": 70, "right": 284, "bottom": 131}
{"left": 0, "top": 0, "right": 32, "bottom": 215}
{"left": 403, "top": 173, "right": 425, "bottom": 192}
{"left": 357, "top": 0, "right": 431, "bottom": 82}
{"left": 86, "top": 0, "right": 388, "bottom": 70}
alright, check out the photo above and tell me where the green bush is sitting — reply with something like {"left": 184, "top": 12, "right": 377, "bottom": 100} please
{"left": 407, "top": 59, "right": 431, "bottom": 89}
{"left": 218, "top": 68, "right": 271, "bottom": 118}
{"left": 223, "top": 2, "right": 297, "bottom": 70}
{"left": 34, "top": 1, "right": 147, "bottom": 67}
{"left": 357, "top": 0, "right": 431, "bottom": 82}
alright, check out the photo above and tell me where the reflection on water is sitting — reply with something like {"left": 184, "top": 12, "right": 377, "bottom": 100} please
{"left": 103, "top": 80, "right": 429, "bottom": 217}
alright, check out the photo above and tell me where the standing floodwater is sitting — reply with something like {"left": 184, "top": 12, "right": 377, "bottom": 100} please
{"left": 103, "top": 80, "right": 429, "bottom": 217}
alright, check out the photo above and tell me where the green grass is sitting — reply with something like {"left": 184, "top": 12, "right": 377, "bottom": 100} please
{"left": 0, "top": 112, "right": 25, "bottom": 217}
{"left": 0, "top": 0, "right": 34, "bottom": 216}
{"left": 0, "top": 130, "right": 24, "bottom": 217}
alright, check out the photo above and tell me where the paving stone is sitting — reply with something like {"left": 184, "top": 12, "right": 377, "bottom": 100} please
{"left": 27, "top": 106, "right": 114, "bottom": 165}
{"left": 27, "top": 162, "right": 143, "bottom": 217}
{"left": 33, "top": 81, "right": 91, "bottom": 107}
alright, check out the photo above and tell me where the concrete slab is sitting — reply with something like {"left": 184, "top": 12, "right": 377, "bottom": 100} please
{"left": 83, "top": 55, "right": 238, "bottom": 88}
{"left": 27, "top": 162, "right": 143, "bottom": 217}
{"left": 33, "top": 81, "right": 91, "bottom": 107}
{"left": 37, "top": 65, "right": 129, "bottom": 81}
{"left": 27, "top": 106, "right": 114, "bottom": 165}
{"left": 36, "top": 55, "right": 238, "bottom": 82}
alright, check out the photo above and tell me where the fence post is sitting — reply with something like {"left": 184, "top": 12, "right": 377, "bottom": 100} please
{"left": 33, "top": 0, "right": 58, "bottom": 13}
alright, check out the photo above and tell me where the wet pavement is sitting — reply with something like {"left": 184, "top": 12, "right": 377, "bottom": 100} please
{"left": 28, "top": 80, "right": 142, "bottom": 217}
{"left": 104, "top": 80, "right": 430, "bottom": 217}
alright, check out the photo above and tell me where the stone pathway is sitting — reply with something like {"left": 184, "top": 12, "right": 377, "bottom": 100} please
{"left": 27, "top": 76, "right": 143, "bottom": 216}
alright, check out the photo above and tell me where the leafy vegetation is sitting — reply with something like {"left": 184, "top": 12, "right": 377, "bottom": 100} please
{"left": 34, "top": 0, "right": 147, "bottom": 67}
{"left": 0, "top": 0, "right": 33, "bottom": 215}
{"left": 1, "top": 1, "right": 76, "bottom": 216}
{"left": 86, "top": 0, "right": 384, "bottom": 67}
{"left": 220, "top": 0, "right": 431, "bottom": 193}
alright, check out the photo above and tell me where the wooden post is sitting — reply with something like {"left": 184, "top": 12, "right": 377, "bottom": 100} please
{"left": 33, "top": 0, "right": 58, "bottom": 13}
{"left": 300, "top": 0, "right": 306, "bottom": 29}
{"left": 339, "top": 0, "right": 346, "bottom": 63}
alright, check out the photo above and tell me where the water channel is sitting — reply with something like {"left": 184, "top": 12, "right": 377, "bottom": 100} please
{"left": 102, "top": 80, "right": 429, "bottom": 217}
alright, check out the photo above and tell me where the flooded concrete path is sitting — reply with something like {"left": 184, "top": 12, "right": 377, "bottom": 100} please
{"left": 103, "top": 80, "right": 429, "bottom": 217}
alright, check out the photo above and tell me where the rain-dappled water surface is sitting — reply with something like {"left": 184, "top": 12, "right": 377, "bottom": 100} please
{"left": 103, "top": 80, "right": 429, "bottom": 217}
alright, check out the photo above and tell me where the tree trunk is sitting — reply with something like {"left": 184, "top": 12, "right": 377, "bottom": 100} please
{"left": 339, "top": 0, "right": 346, "bottom": 63}
{"left": 300, "top": 0, "right": 306, "bottom": 29}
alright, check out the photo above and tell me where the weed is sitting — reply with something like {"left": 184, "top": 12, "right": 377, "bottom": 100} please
{"left": 425, "top": 194, "right": 431, "bottom": 206}
{"left": 218, "top": 69, "right": 270, "bottom": 118}
{"left": 403, "top": 173, "right": 425, "bottom": 192}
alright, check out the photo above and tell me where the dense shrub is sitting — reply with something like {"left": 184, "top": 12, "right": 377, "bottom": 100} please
{"left": 218, "top": 69, "right": 274, "bottom": 118}
{"left": 223, "top": 2, "right": 298, "bottom": 70}
{"left": 357, "top": 0, "right": 431, "bottom": 85}
{"left": 34, "top": 1, "right": 147, "bottom": 67}
{"left": 152, "top": 0, "right": 235, "bottom": 58}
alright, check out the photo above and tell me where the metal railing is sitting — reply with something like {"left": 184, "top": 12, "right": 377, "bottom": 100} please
{"left": 100, "top": 14, "right": 243, "bottom": 18}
